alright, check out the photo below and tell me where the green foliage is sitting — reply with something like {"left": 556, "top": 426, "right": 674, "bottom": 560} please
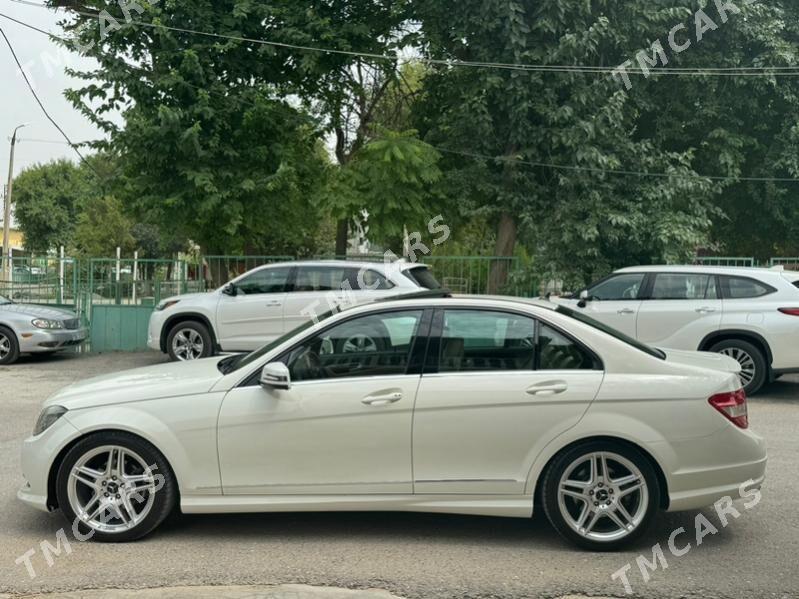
{"left": 73, "top": 195, "right": 135, "bottom": 257}
{"left": 12, "top": 159, "right": 91, "bottom": 254}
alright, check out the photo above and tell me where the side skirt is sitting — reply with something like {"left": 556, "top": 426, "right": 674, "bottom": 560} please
{"left": 181, "top": 494, "right": 534, "bottom": 519}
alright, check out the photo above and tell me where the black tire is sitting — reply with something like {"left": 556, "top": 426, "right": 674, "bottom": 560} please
{"left": 166, "top": 320, "right": 214, "bottom": 362}
{"left": 709, "top": 338, "right": 767, "bottom": 396}
{"left": 0, "top": 325, "right": 20, "bottom": 365}
{"left": 56, "top": 431, "right": 177, "bottom": 543}
{"left": 541, "top": 440, "right": 660, "bottom": 551}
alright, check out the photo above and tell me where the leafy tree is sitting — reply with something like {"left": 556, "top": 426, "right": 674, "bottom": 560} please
{"left": 12, "top": 159, "right": 91, "bottom": 254}
{"left": 73, "top": 195, "right": 135, "bottom": 257}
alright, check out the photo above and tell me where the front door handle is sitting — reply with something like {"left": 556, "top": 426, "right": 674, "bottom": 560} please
{"left": 695, "top": 307, "right": 717, "bottom": 314}
{"left": 526, "top": 381, "right": 568, "bottom": 396}
{"left": 617, "top": 308, "right": 635, "bottom": 315}
{"left": 362, "top": 392, "right": 403, "bottom": 406}
{"left": 265, "top": 300, "right": 282, "bottom": 307}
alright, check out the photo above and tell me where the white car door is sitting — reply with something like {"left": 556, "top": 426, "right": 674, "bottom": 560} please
{"left": 216, "top": 308, "right": 428, "bottom": 495}
{"left": 216, "top": 265, "right": 292, "bottom": 351}
{"left": 636, "top": 272, "right": 722, "bottom": 349}
{"left": 571, "top": 273, "right": 646, "bottom": 338}
{"left": 412, "top": 309, "right": 603, "bottom": 495}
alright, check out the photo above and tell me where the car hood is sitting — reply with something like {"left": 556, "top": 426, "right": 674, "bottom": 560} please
{"left": 662, "top": 348, "right": 741, "bottom": 374}
{"left": 162, "top": 291, "right": 216, "bottom": 304}
{"left": 0, "top": 303, "right": 77, "bottom": 319}
{"left": 44, "top": 357, "right": 226, "bottom": 411}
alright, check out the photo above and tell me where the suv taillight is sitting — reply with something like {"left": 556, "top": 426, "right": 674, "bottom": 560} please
{"left": 778, "top": 308, "right": 799, "bottom": 316}
{"left": 709, "top": 389, "right": 748, "bottom": 429}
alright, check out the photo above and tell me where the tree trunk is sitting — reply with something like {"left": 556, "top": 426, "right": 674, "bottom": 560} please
{"left": 487, "top": 212, "right": 517, "bottom": 294}
{"left": 335, "top": 218, "right": 349, "bottom": 258}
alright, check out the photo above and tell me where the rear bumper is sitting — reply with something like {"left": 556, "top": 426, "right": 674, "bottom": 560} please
{"left": 658, "top": 425, "right": 767, "bottom": 512}
{"left": 18, "top": 327, "right": 87, "bottom": 353}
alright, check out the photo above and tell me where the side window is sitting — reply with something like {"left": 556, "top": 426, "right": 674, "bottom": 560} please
{"left": 349, "top": 268, "right": 395, "bottom": 291}
{"left": 293, "top": 266, "right": 349, "bottom": 292}
{"left": 235, "top": 267, "right": 291, "bottom": 295}
{"left": 721, "top": 276, "right": 775, "bottom": 299}
{"left": 650, "top": 274, "right": 718, "bottom": 300}
{"left": 435, "top": 310, "right": 536, "bottom": 373}
{"left": 286, "top": 310, "right": 423, "bottom": 382}
{"left": 538, "top": 324, "right": 596, "bottom": 370}
{"left": 588, "top": 274, "right": 645, "bottom": 301}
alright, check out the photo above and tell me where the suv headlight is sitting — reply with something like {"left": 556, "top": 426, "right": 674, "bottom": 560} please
{"left": 156, "top": 300, "right": 180, "bottom": 311}
{"left": 33, "top": 406, "right": 68, "bottom": 436}
{"left": 32, "top": 318, "right": 64, "bottom": 330}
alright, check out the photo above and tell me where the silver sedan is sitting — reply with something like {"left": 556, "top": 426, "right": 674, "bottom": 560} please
{"left": 0, "top": 295, "right": 88, "bottom": 365}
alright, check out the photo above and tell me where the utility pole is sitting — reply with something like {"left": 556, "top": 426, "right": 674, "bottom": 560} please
{"left": 2, "top": 123, "right": 27, "bottom": 280}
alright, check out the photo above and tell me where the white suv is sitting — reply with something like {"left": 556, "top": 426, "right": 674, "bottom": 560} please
{"left": 555, "top": 265, "right": 799, "bottom": 395}
{"left": 148, "top": 260, "right": 441, "bottom": 361}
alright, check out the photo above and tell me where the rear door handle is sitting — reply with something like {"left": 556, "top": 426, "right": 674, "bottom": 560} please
{"left": 617, "top": 308, "right": 635, "bottom": 315}
{"left": 362, "top": 392, "right": 403, "bottom": 406}
{"left": 526, "top": 381, "right": 568, "bottom": 396}
{"left": 265, "top": 300, "right": 282, "bottom": 307}
{"left": 695, "top": 307, "right": 717, "bottom": 314}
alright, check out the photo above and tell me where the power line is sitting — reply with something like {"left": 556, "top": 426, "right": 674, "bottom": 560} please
{"left": 0, "top": 25, "right": 102, "bottom": 180}
{"left": 4, "top": 11, "right": 799, "bottom": 184}
{"left": 6, "top": 0, "right": 799, "bottom": 77}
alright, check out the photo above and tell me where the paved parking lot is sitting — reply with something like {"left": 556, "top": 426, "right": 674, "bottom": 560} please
{"left": 1, "top": 352, "right": 798, "bottom": 599}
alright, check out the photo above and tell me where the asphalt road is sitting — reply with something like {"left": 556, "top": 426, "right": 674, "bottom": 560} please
{"left": 1, "top": 351, "right": 797, "bottom": 599}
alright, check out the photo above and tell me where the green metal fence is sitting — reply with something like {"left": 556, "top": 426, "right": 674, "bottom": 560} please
{"left": 770, "top": 257, "right": 799, "bottom": 270}
{"left": 0, "top": 256, "right": 80, "bottom": 306}
{"left": 694, "top": 256, "right": 757, "bottom": 267}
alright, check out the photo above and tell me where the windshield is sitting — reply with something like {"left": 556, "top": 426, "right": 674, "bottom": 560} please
{"left": 0, "top": 295, "right": 11, "bottom": 305}
{"left": 218, "top": 308, "right": 339, "bottom": 374}
{"left": 555, "top": 305, "right": 666, "bottom": 360}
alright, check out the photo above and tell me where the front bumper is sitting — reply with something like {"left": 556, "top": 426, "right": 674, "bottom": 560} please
{"left": 18, "top": 327, "right": 88, "bottom": 353}
{"left": 147, "top": 310, "right": 166, "bottom": 351}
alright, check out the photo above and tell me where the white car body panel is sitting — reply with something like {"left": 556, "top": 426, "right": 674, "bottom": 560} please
{"left": 20, "top": 297, "right": 766, "bottom": 525}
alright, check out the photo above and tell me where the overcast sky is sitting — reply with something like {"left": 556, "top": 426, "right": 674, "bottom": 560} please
{"left": 0, "top": 1, "right": 104, "bottom": 190}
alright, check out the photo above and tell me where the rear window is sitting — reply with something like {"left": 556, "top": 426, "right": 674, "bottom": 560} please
{"left": 403, "top": 266, "right": 442, "bottom": 290}
{"left": 720, "top": 276, "right": 775, "bottom": 299}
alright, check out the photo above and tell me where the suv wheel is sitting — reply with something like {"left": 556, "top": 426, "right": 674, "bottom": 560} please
{"left": 0, "top": 326, "right": 20, "bottom": 365}
{"left": 710, "top": 338, "right": 767, "bottom": 395}
{"left": 166, "top": 321, "right": 214, "bottom": 361}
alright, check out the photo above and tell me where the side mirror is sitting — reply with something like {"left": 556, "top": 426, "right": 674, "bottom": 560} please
{"left": 577, "top": 289, "right": 591, "bottom": 309}
{"left": 260, "top": 362, "right": 291, "bottom": 391}
{"left": 222, "top": 283, "right": 238, "bottom": 296}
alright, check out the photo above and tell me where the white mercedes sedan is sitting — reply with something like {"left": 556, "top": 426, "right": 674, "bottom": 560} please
{"left": 18, "top": 293, "right": 766, "bottom": 550}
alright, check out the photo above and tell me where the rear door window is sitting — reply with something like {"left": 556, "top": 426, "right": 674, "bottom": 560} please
{"left": 650, "top": 274, "right": 718, "bottom": 300}
{"left": 293, "top": 266, "right": 349, "bottom": 292}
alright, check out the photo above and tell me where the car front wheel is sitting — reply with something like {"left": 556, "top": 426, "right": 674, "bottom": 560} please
{"left": 166, "top": 321, "right": 214, "bottom": 361}
{"left": 542, "top": 441, "right": 659, "bottom": 551}
{"left": 56, "top": 431, "right": 177, "bottom": 542}
{"left": 0, "top": 326, "right": 20, "bottom": 365}
{"left": 710, "top": 339, "right": 767, "bottom": 395}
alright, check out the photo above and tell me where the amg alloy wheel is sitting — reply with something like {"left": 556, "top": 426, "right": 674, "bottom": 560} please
{"left": 543, "top": 441, "right": 659, "bottom": 550}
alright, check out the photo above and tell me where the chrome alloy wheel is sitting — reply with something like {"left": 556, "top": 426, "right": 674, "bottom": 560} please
{"left": 342, "top": 334, "right": 378, "bottom": 353}
{"left": 67, "top": 445, "right": 158, "bottom": 534}
{"left": 171, "top": 328, "right": 204, "bottom": 361}
{"left": 0, "top": 332, "right": 10, "bottom": 360}
{"left": 719, "top": 347, "right": 756, "bottom": 387}
{"left": 557, "top": 451, "right": 649, "bottom": 543}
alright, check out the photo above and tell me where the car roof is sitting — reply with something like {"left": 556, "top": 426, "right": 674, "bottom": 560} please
{"left": 615, "top": 264, "right": 784, "bottom": 277}
{"left": 260, "top": 259, "right": 427, "bottom": 272}
{"left": 345, "top": 291, "right": 557, "bottom": 313}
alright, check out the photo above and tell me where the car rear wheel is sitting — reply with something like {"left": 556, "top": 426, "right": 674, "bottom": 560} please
{"left": 710, "top": 339, "right": 767, "bottom": 395}
{"left": 167, "top": 321, "right": 214, "bottom": 361}
{"left": 56, "top": 431, "right": 177, "bottom": 542}
{"left": 542, "top": 441, "right": 659, "bottom": 551}
{"left": 0, "top": 326, "right": 20, "bottom": 365}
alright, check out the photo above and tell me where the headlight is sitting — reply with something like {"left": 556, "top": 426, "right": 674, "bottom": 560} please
{"left": 31, "top": 318, "right": 63, "bottom": 329}
{"left": 156, "top": 300, "right": 180, "bottom": 311}
{"left": 33, "top": 406, "right": 68, "bottom": 436}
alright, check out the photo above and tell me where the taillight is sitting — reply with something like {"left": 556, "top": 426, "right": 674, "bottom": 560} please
{"left": 709, "top": 389, "right": 748, "bottom": 429}
{"left": 778, "top": 308, "right": 799, "bottom": 316}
